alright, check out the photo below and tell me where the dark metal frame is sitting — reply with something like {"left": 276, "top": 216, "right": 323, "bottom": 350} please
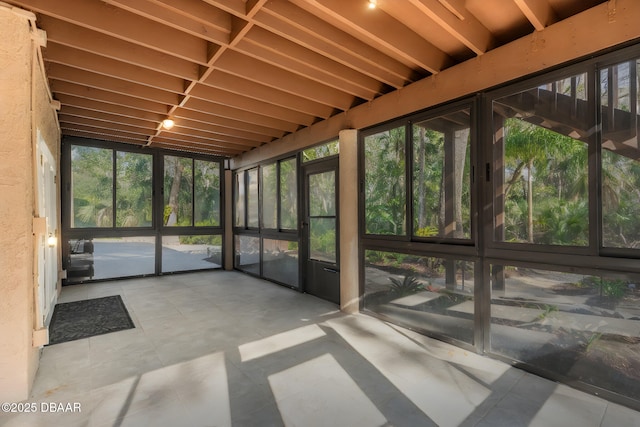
{"left": 232, "top": 153, "right": 302, "bottom": 289}
{"left": 300, "top": 157, "right": 340, "bottom": 300}
{"left": 61, "top": 136, "right": 225, "bottom": 282}
{"left": 356, "top": 42, "right": 640, "bottom": 411}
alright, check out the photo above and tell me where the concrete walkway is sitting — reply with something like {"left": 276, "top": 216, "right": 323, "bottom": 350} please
{"left": 1, "top": 271, "right": 638, "bottom": 427}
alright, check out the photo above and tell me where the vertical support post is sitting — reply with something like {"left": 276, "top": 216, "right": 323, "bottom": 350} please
{"left": 339, "top": 129, "right": 359, "bottom": 314}
{"left": 444, "top": 129, "right": 456, "bottom": 289}
{"left": 224, "top": 169, "right": 234, "bottom": 270}
{"left": 630, "top": 60, "right": 638, "bottom": 148}
{"left": 492, "top": 112, "right": 505, "bottom": 291}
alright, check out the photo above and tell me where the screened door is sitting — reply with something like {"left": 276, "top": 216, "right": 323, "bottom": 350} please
{"left": 303, "top": 159, "right": 339, "bottom": 304}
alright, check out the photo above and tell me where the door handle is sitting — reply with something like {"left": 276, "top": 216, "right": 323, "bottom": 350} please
{"left": 323, "top": 267, "right": 338, "bottom": 273}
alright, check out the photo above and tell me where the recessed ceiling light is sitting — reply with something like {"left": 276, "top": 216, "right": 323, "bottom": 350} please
{"left": 368, "top": 0, "right": 377, "bottom": 9}
{"left": 162, "top": 118, "right": 175, "bottom": 130}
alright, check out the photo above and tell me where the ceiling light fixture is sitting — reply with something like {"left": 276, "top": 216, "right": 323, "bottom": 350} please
{"left": 368, "top": 0, "right": 377, "bottom": 9}
{"left": 162, "top": 118, "right": 175, "bottom": 130}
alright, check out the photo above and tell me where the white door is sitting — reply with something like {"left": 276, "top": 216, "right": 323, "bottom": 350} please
{"left": 36, "top": 131, "right": 58, "bottom": 327}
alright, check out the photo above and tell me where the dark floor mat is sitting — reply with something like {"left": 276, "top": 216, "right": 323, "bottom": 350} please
{"left": 48, "top": 295, "right": 135, "bottom": 345}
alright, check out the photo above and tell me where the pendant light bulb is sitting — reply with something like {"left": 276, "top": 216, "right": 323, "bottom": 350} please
{"left": 162, "top": 118, "right": 175, "bottom": 130}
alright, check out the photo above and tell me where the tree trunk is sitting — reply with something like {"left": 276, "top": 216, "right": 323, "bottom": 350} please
{"left": 166, "top": 159, "right": 184, "bottom": 226}
{"left": 453, "top": 129, "right": 469, "bottom": 238}
{"left": 527, "top": 158, "right": 534, "bottom": 243}
{"left": 417, "top": 127, "right": 427, "bottom": 230}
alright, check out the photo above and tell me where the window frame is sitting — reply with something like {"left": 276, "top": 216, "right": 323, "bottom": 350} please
{"left": 61, "top": 137, "right": 225, "bottom": 281}
{"left": 358, "top": 99, "right": 479, "bottom": 247}
{"left": 483, "top": 63, "right": 599, "bottom": 259}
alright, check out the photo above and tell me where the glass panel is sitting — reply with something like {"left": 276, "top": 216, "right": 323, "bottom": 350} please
{"left": 309, "top": 171, "right": 335, "bottom": 217}
{"left": 302, "top": 140, "right": 339, "bottom": 162}
{"left": 115, "top": 151, "right": 152, "bottom": 227}
{"left": 543, "top": 74, "right": 587, "bottom": 101}
{"left": 194, "top": 160, "right": 220, "bottom": 227}
{"left": 235, "top": 171, "right": 245, "bottom": 227}
{"left": 71, "top": 145, "right": 113, "bottom": 228}
{"left": 262, "top": 163, "right": 277, "bottom": 229}
{"left": 413, "top": 109, "right": 471, "bottom": 239}
{"left": 247, "top": 168, "right": 259, "bottom": 228}
{"left": 263, "top": 239, "right": 299, "bottom": 288}
{"left": 490, "top": 265, "right": 640, "bottom": 402}
{"left": 162, "top": 235, "right": 221, "bottom": 273}
{"left": 363, "top": 250, "right": 474, "bottom": 344}
{"left": 309, "top": 218, "right": 336, "bottom": 263}
{"left": 364, "top": 127, "right": 406, "bottom": 235}
{"left": 600, "top": 60, "right": 640, "bottom": 249}
{"left": 164, "top": 156, "right": 193, "bottom": 226}
{"left": 493, "top": 73, "right": 589, "bottom": 246}
{"left": 235, "top": 235, "right": 260, "bottom": 275}
{"left": 65, "top": 237, "right": 155, "bottom": 283}
{"left": 280, "top": 158, "right": 297, "bottom": 230}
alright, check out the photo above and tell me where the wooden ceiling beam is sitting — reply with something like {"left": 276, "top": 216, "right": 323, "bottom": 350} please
{"left": 60, "top": 106, "right": 159, "bottom": 130}
{"left": 151, "top": 141, "right": 235, "bottom": 157}
{"left": 46, "top": 64, "right": 181, "bottom": 106}
{"left": 103, "top": 0, "right": 229, "bottom": 45}
{"left": 152, "top": 135, "right": 245, "bottom": 154}
{"left": 61, "top": 124, "right": 150, "bottom": 142}
{"left": 168, "top": 126, "right": 263, "bottom": 148}
{"left": 45, "top": 43, "right": 186, "bottom": 94}
{"left": 170, "top": 117, "right": 272, "bottom": 143}
{"left": 51, "top": 80, "right": 169, "bottom": 115}
{"left": 240, "top": 26, "right": 383, "bottom": 99}
{"left": 182, "top": 97, "right": 301, "bottom": 133}
{"left": 200, "top": 71, "right": 334, "bottom": 118}
{"left": 39, "top": 15, "right": 200, "bottom": 81}
{"left": 59, "top": 115, "right": 155, "bottom": 136}
{"left": 187, "top": 83, "right": 318, "bottom": 126}
{"left": 155, "top": 131, "right": 257, "bottom": 150}
{"left": 64, "top": 130, "right": 148, "bottom": 147}
{"left": 145, "top": 0, "right": 232, "bottom": 33}
{"left": 513, "top": 0, "right": 557, "bottom": 31}
{"left": 402, "top": 0, "right": 494, "bottom": 55}
{"left": 201, "top": 0, "right": 245, "bottom": 17}
{"left": 9, "top": 0, "right": 208, "bottom": 64}
{"left": 292, "top": 0, "right": 453, "bottom": 73}
{"left": 55, "top": 93, "right": 165, "bottom": 123}
{"left": 257, "top": 0, "right": 413, "bottom": 88}
{"left": 215, "top": 50, "right": 354, "bottom": 110}
{"left": 173, "top": 108, "right": 286, "bottom": 139}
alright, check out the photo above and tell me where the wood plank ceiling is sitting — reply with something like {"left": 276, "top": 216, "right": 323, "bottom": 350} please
{"left": 6, "top": 0, "right": 605, "bottom": 157}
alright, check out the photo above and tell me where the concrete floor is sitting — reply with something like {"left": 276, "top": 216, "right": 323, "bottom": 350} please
{"left": 1, "top": 271, "right": 639, "bottom": 427}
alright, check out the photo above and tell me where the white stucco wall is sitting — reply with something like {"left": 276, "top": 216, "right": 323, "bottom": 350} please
{"left": 0, "top": 5, "right": 60, "bottom": 402}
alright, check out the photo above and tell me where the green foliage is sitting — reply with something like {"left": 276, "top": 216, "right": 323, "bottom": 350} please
{"left": 501, "top": 118, "right": 590, "bottom": 245}
{"left": 310, "top": 225, "right": 335, "bottom": 260}
{"left": 537, "top": 304, "right": 558, "bottom": 320}
{"left": 116, "top": 151, "right": 153, "bottom": 227}
{"left": 585, "top": 332, "right": 602, "bottom": 352}
{"left": 537, "top": 200, "right": 589, "bottom": 246}
{"left": 279, "top": 158, "right": 298, "bottom": 230}
{"left": 163, "top": 205, "right": 172, "bottom": 225}
{"left": 178, "top": 235, "right": 221, "bottom": 245}
{"left": 601, "top": 150, "right": 640, "bottom": 248}
{"left": 71, "top": 146, "right": 222, "bottom": 230}
{"left": 600, "top": 278, "right": 628, "bottom": 299}
{"left": 388, "top": 275, "right": 424, "bottom": 296}
{"left": 71, "top": 146, "right": 114, "bottom": 227}
{"left": 364, "top": 127, "right": 406, "bottom": 235}
{"left": 302, "top": 140, "right": 339, "bottom": 162}
{"left": 415, "top": 226, "right": 439, "bottom": 237}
